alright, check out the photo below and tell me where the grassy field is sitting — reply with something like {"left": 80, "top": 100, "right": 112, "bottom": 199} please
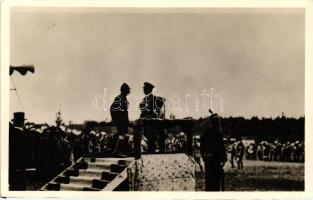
{"left": 195, "top": 160, "right": 304, "bottom": 191}
{"left": 25, "top": 159, "right": 304, "bottom": 191}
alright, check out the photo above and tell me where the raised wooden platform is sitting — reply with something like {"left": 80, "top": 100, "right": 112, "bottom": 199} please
{"left": 41, "top": 153, "right": 196, "bottom": 191}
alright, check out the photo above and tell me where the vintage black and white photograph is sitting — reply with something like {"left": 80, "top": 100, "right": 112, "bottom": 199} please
{"left": 1, "top": 2, "right": 311, "bottom": 196}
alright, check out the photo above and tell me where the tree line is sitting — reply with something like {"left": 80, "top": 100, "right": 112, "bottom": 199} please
{"left": 68, "top": 116, "right": 304, "bottom": 140}
{"left": 221, "top": 116, "right": 304, "bottom": 139}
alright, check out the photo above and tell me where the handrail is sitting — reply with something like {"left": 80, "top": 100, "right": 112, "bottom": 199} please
{"left": 102, "top": 160, "right": 135, "bottom": 191}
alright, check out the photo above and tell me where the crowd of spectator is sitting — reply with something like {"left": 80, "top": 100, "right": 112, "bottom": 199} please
{"left": 245, "top": 139, "right": 304, "bottom": 162}
{"left": 164, "top": 132, "right": 188, "bottom": 153}
{"left": 223, "top": 138, "right": 304, "bottom": 165}
{"left": 9, "top": 118, "right": 305, "bottom": 190}
{"left": 10, "top": 123, "right": 83, "bottom": 183}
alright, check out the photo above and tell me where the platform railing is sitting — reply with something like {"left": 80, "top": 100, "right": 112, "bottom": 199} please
{"left": 83, "top": 119, "right": 197, "bottom": 160}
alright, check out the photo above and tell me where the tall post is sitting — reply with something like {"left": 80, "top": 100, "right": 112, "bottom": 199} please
{"left": 182, "top": 124, "right": 193, "bottom": 156}
{"left": 133, "top": 122, "right": 142, "bottom": 159}
{"left": 158, "top": 127, "right": 166, "bottom": 153}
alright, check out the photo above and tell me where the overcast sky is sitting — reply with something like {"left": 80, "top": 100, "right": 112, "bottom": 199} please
{"left": 10, "top": 8, "right": 304, "bottom": 124}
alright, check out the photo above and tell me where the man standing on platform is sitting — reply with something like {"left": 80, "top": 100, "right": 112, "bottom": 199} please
{"left": 200, "top": 114, "right": 227, "bottom": 191}
{"left": 139, "top": 82, "right": 164, "bottom": 152}
{"left": 139, "top": 82, "right": 164, "bottom": 118}
{"left": 110, "top": 83, "right": 131, "bottom": 157}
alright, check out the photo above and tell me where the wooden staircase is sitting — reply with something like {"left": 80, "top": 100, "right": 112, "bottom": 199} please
{"left": 41, "top": 157, "right": 134, "bottom": 191}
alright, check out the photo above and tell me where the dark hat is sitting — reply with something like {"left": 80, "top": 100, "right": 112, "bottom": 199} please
{"left": 120, "top": 83, "right": 130, "bottom": 91}
{"left": 143, "top": 82, "right": 154, "bottom": 89}
{"left": 12, "top": 112, "right": 26, "bottom": 122}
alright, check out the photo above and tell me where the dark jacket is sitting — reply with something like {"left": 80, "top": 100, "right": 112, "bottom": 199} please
{"left": 236, "top": 142, "right": 245, "bottom": 158}
{"left": 200, "top": 128, "right": 227, "bottom": 164}
{"left": 9, "top": 126, "right": 27, "bottom": 169}
{"left": 110, "top": 94, "right": 129, "bottom": 133}
{"left": 139, "top": 94, "right": 164, "bottom": 118}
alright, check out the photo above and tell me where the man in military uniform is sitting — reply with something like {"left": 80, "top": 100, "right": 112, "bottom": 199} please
{"left": 199, "top": 114, "right": 227, "bottom": 191}
{"left": 139, "top": 82, "right": 164, "bottom": 118}
{"left": 139, "top": 82, "right": 164, "bottom": 152}
{"left": 110, "top": 83, "right": 131, "bottom": 157}
{"left": 9, "top": 112, "right": 27, "bottom": 190}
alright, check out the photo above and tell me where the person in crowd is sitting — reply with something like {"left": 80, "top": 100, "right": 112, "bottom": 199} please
{"left": 257, "top": 143, "right": 264, "bottom": 160}
{"left": 175, "top": 132, "right": 187, "bottom": 152}
{"left": 227, "top": 139, "right": 236, "bottom": 168}
{"left": 199, "top": 114, "right": 227, "bottom": 191}
{"left": 110, "top": 83, "right": 131, "bottom": 157}
{"left": 72, "top": 135, "right": 83, "bottom": 161}
{"left": 193, "top": 135, "right": 203, "bottom": 172}
{"left": 165, "top": 133, "right": 176, "bottom": 152}
{"left": 245, "top": 143, "right": 256, "bottom": 160}
{"left": 273, "top": 140, "right": 282, "bottom": 161}
{"left": 296, "top": 141, "right": 305, "bottom": 162}
{"left": 9, "top": 112, "right": 27, "bottom": 190}
{"left": 262, "top": 141, "right": 270, "bottom": 161}
{"left": 235, "top": 138, "right": 245, "bottom": 169}
{"left": 140, "top": 134, "right": 149, "bottom": 152}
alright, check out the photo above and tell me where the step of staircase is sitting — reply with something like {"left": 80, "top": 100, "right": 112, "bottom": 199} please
{"left": 41, "top": 157, "right": 134, "bottom": 191}
{"left": 86, "top": 162, "right": 111, "bottom": 171}
{"left": 60, "top": 183, "right": 86, "bottom": 191}
{"left": 78, "top": 169, "right": 107, "bottom": 179}
{"left": 87, "top": 157, "right": 119, "bottom": 163}
{"left": 69, "top": 176, "right": 94, "bottom": 186}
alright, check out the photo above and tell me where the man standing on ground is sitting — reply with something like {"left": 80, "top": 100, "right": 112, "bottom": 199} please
{"left": 235, "top": 138, "right": 245, "bottom": 169}
{"left": 9, "top": 112, "right": 27, "bottom": 190}
{"left": 227, "top": 139, "right": 236, "bottom": 168}
{"left": 199, "top": 114, "right": 227, "bottom": 191}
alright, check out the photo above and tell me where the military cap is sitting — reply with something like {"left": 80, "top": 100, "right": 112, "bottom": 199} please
{"left": 143, "top": 82, "right": 154, "bottom": 89}
{"left": 120, "top": 83, "right": 130, "bottom": 91}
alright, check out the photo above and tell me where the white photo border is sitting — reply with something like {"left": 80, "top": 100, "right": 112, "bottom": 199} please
{"left": 1, "top": 0, "right": 313, "bottom": 199}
